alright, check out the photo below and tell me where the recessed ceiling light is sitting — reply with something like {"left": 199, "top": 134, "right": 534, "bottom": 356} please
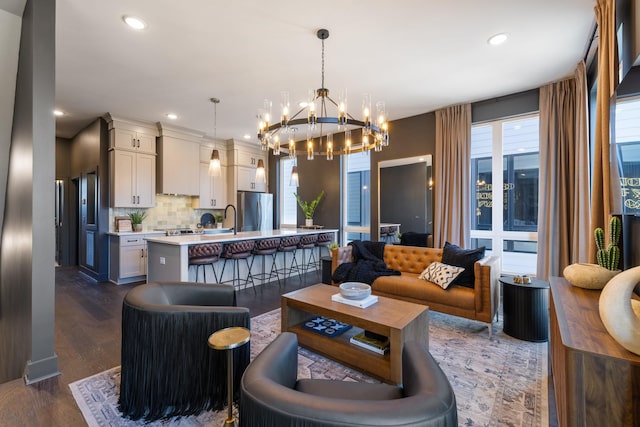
{"left": 488, "top": 33, "right": 508, "bottom": 46}
{"left": 166, "top": 113, "right": 178, "bottom": 120}
{"left": 243, "top": 134, "right": 251, "bottom": 140}
{"left": 54, "top": 110, "right": 64, "bottom": 116}
{"left": 123, "top": 15, "right": 147, "bottom": 30}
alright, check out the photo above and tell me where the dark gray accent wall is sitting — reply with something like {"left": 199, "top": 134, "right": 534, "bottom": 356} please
{"left": 0, "top": 0, "right": 59, "bottom": 384}
{"left": 371, "top": 112, "right": 436, "bottom": 240}
{"left": 294, "top": 153, "right": 342, "bottom": 233}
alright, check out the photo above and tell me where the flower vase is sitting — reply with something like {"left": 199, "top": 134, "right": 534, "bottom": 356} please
{"left": 305, "top": 218, "right": 313, "bottom": 227}
{"left": 133, "top": 224, "right": 143, "bottom": 232}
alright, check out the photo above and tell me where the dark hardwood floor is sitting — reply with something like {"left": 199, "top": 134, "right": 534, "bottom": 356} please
{"left": 0, "top": 266, "right": 320, "bottom": 427}
{"left": 0, "top": 266, "right": 557, "bottom": 426}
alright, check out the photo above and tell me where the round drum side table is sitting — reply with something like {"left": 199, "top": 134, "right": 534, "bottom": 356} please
{"left": 500, "top": 275, "right": 550, "bottom": 342}
{"left": 208, "top": 327, "right": 251, "bottom": 427}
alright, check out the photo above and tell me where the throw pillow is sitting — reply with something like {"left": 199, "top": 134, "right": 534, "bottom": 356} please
{"left": 419, "top": 262, "right": 465, "bottom": 289}
{"left": 441, "top": 242, "right": 486, "bottom": 288}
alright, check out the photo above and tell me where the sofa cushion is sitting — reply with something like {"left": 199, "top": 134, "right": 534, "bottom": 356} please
{"left": 373, "top": 274, "right": 475, "bottom": 310}
{"left": 441, "top": 242, "right": 485, "bottom": 288}
{"left": 418, "top": 262, "right": 464, "bottom": 289}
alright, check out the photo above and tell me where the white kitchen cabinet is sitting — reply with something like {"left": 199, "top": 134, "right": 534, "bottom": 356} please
{"left": 236, "top": 166, "right": 266, "bottom": 192}
{"left": 110, "top": 150, "right": 156, "bottom": 207}
{"left": 109, "top": 234, "right": 149, "bottom": 284}
{"left": 236, "top": 149, "right": 264, "bottom": 168}
{"left": 157, "top": 135, "right": 199, "bottom": 195}
{"left": 112, "top": 128, "right": 156, "bottom": 153}
{"left": 194, "top": 162, "right": 228, "bottom": 208}
{"left": 230, "top": 141, "right": 268, "bottom": 193}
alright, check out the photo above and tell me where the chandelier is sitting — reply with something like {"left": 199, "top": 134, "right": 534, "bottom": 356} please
{"left": 257, "top": 29, "right": 389, "bottom": 161}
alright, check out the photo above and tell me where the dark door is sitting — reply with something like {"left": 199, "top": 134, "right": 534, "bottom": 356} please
{"left": 79, "top": 170, "right": 98, "bottom": 271}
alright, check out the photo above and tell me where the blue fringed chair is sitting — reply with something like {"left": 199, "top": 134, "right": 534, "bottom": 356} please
{"left": 118, "top": 282, "right": 250, "bottom": 421}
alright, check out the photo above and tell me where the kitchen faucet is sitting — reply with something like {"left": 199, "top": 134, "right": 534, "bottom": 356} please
{"left": 224, "top": 204, "right": 237, "bottom": 235}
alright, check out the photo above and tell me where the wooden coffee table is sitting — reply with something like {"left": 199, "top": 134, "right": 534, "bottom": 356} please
{"left": 281, "top": 283, "right": 429, "bottom": 384}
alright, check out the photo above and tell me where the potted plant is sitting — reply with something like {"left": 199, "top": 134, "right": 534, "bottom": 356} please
{"left": 215, "top": 213, "right": 224, "bottom": 229}
{"left": 563, "top": 216, "right": 622, "bottom": 289}
{"left": 295, "top": 191, "right": 324, "bottom": 226}
{"left": 129, "top": 210, "right": 147, "bottom": 232}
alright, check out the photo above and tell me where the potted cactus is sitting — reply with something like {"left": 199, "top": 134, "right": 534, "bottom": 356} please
{"left": 563, "top": 216, "right": 622, "bottom": 289}
{"left": 595, "top": 216, "right": 621, "bottom": 271}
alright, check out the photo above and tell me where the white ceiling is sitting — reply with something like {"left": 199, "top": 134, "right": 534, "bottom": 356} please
{"left": 54, "top": 0, "right": 596, "bottom": 141}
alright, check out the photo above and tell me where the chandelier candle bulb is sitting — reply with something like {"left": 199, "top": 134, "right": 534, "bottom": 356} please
{"left": 281, "top": 91, "right": 290, "bottom": 126}
{"left": 273, "top": 135, "right": 280, "bottom": 155}
{"left": 307, "top": 138, "right": 314, "bottom": 160}
{"left": 289, "top": 137, "right": 296, "bottom": 159}
{"left": 327, "top": 134, "right": 334, "bottom": 160}
{"left": 345, "top": 129, "right": 352, "bottom": 153}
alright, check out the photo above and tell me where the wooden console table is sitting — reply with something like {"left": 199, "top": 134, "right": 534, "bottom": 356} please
{"left": 549, "top": 277, "right": 640, "bottom": 426}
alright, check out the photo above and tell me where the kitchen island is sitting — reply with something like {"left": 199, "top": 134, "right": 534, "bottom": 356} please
{"left": 145, "top": 228, "right": 338, "bottom": 285}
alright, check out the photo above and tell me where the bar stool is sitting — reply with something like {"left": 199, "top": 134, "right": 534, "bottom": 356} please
{"left": 251, "top": 238, "right": 281, "bottom": 287}
{"left": 276, "top": 235, "right": 301, "bottom": 284}
{"left": 188, "top": 243, "right": 223, "bottom": 283}
{"left": 298, "top": 234, "right": 318, "bottom": 281}
{"left": 315, "top": 232, "right": 334, "bottom": 269}
{"left": 221, "top": 240, "right": 256, "bottom": 292}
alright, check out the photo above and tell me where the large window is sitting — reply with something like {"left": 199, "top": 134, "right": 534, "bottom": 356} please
{"left": 342, "top": 151, "right": 371, "bottom": 243}
{"left": 279, "top": 157, "right": 298, "bottom": 227}
{"left": 470, "top": 115, "right": 539, "bottom": 274}
{"left": 615, "top": 96, "right": 640, "bottom": 215}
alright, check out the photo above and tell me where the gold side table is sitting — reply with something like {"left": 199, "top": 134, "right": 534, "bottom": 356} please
{"left": 208, "top": 327, "right": 251, "bottom": 427}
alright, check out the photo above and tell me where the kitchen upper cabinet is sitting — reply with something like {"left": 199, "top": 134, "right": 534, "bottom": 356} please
{"left": 112, "top": 128, "right": 156, "bottom": 153}
{"left": 105, "top": 114, "right": 159, "bottom": 208}
{"left": 156, "top": 135, "right": 199, "bottom": 195}
{"left": 110, "top": 150, "right": 156, "bottom": 207}
{"left": 194, "top": 162, "right": 228, "bottom": 209}
{"left": 236, "top": 165, "right": 266, "bottom": 192}
{"left": 236, "top": 149, "right": 264, "bottom": 168}
{"left": 230, "top": 141, "right": 268, "bottom": 193}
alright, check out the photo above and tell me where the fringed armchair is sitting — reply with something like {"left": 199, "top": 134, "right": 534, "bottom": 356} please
{"left": 240, "top": 332, "right": 457, "bottom": 427}
{"left": 118, "top": 282, "right": 250, "bottom": 421}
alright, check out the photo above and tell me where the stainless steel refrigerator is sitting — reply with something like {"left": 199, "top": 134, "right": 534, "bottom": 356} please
{"left": 237, "top": 191, "right": 273, "bottom": 232}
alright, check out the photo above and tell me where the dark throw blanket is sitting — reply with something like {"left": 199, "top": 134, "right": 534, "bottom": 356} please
{"left": 332, "top": 240, "right": 400, "bottom": 285}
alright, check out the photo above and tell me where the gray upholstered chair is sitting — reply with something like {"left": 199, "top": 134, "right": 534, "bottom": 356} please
{"left": 239, "top": 332, "right": 457, "bottom": 427}
{"left": 119, "top": 282, "right": 250, "bottom": 421}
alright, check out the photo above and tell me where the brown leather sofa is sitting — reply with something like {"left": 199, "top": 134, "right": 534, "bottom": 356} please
{"left": 331, "top": 244, "right": 501, "bottom": 336}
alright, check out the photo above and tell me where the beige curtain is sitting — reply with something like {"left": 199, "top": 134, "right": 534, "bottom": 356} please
{"left": 537, "top": 62, "right": 591, "bottom": 280}
{"left": 433, "top": 104, "right": 471, "bottom": 248}
{"left": 590, "top": 0, "right": 618, "bottom": 261}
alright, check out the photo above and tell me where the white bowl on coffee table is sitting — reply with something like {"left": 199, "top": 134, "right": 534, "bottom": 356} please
{"left": 339, "top": 282, "right": 371, "bottom": 300}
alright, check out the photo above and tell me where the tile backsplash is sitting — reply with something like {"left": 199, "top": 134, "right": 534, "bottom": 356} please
{"left": 110, "top": 194, "right": 225, "bottom": 231}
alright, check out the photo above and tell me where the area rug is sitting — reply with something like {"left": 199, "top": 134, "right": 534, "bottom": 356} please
{"left": 70, "top": 309, "right": 548, "bottom": 426}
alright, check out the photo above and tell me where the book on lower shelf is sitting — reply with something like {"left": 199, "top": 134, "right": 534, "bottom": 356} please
{"left": 349, "top": 331, "right": 389, "bottom": 355}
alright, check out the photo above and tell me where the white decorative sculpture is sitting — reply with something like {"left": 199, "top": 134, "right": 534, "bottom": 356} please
{"left": 599, "top": 266, "right": 640, "bottom": 356}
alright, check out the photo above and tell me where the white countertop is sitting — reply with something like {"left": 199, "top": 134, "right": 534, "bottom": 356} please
{"left": 107, "top": 231, "right": 166, "bottom": 236}
{"left": 144, "top": 228, "right": 338, "bottom": 246}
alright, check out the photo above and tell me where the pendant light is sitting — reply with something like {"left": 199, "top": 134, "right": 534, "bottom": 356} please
{"left": 208, "top": 98, "right": 222, "bottom": 177}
